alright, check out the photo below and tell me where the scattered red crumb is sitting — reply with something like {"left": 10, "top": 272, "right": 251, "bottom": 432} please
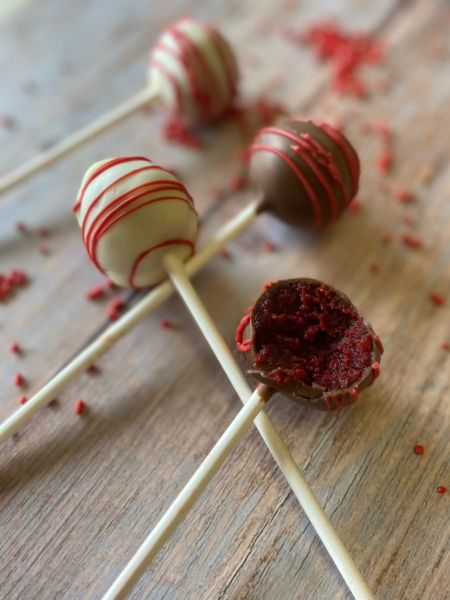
{"left": 107, "top": 308, "right": 119, "bottom": 321}
{"left": 86, "top": 285, "right": 106, "bottom": 301}
{"left": 0, "top": 114, "right": 17, "bottom": 130}
{"left": 109, "top": 297, "right": 125, "bottom": 312}
{"left": 252, "top": 98, "right": 286, "bottom": 126}
{"left": 235, "top": 314, "right": 252, "bottom": 352}
{"left": 289, "top": 21, "right": 386, "bottom": 98}
{"left": 429, "top": 293, "right": 445, "bottom": 307}
{"left": 19, "top": 395, "right": 27, "bottom": 405}
{"left": 16, "top": 221, "right": 29, "bottom": 234}
{"left": 441, "top": 342, "right": 450, "bottom": 351}
{"left": 10, "top": 342, "right": 22, "bottom": 354}
{"left": 75, "top": 400, "right": 86, "bottom": 416}
{"left": 437, "top": 486, "right": 447, "bottom": 495}
{"left": 219, "top": 248, "right": 232, "bottom": 259}
{"left": 47, "top": 398, "right": 59, "bottom": 408}
{"left": 369, "top": 263, "right": 380, "bottom": 273}
{"left": 414, "top": 444, "right": 425, "bottom": 455}
{"left": 87, "top": 364, "right": 100, "bottom": 375}
{"left": 163, "top": 115, "right": 202, "bottom": 149}
{"left": 228, "top": 175, "right": 246, "bottom": 192}
{"left": 348, "top": 199, "right": 362, "bottom": 213}
{"left": 160, "top": 319, "right": 173, "bottom": 329}
{"left": 395, "top": 187, "right": 416, "bottom": 203}
{"left": 106, "top": 278, "right": 118, "bottom": 290}
{"left": 401, "top": 234, "right": 423, "bottom": 249}
{"left": 381, "top": 233, "right": 392, "bottom": 245}
{"left": 14, "top": 373, "right": 25, "bottom": 387}
{"left": 371, "top": 120, "right": 392, "bottom": 141}
{"left": 371, "top": 361, "right": 381, "bottom": 379}
{"left": 402, "top": 215, "right": 414, "bottom": 227}
{"left": 38, "top": 243, "right": 50, "bottom": 255}
{"left": 263, "top": 240, "right": 277, "bottom": 252}
{"left": 376, "top": 151, "right": 393, "bottom": 173}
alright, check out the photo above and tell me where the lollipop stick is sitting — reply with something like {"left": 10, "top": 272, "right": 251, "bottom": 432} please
{"left": 102, "top": 385, "right": 270, "bottom": 600}
{"left": 0, "top": 87, "right": 155, "bottom": 194}
{"left": 0, "top": 202, "right": 258, "bottom": 444}
{"left": 162, "top": 253, "right": 374, "bottom": 600}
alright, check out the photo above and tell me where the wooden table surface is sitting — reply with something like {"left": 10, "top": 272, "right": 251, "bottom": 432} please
{"left": 1, "top": 0, "right": 449, "bottom": 598}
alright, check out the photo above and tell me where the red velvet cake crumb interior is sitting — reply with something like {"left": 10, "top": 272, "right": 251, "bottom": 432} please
{"left": 252, "top": 280, "right": 373, "bottom": 390}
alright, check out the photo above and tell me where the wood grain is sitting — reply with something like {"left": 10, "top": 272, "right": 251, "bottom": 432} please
{"left": 0, "top": 1, "right": 449, "bottom": 599}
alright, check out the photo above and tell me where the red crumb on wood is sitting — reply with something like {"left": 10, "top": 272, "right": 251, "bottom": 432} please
{"left": 376, "top": 151, "right": 393, "bottom": 173}
{"left": 348, "top": 199, "right": 362, "bottom": 213}
{"left": 19, "top": 395, "right": 28, "bottom": 405}
{"left": 10, "top": 342, "right": 22, "bottom": 354}
{"left": 401, "top": 234, "right": 423, "bottom": 249}
{"left": 14, "top": 373, "right": 26, "bottom": 387}
{"left": 395, "top": 187, "right": 416, "bottom": 203}
{"left": 436, "top": 486, "right": 447, "bottom": 494}
{"left": 429, "top": 293, "right": 445, "bottom": 307}
{"left": 107, "top": 308, "right": 119, "bottom": 321}
{"left": 86, "top": 285, "right": 106, "bottom": 301}
{"left": 87, "top": 364, "right": 101, "bottom": 375}
{"left": 381, "top": 233, "right": 392, "bottom": 245}
{"left": 163, "top": 115, "right": 202, "bottom": 149}
{"left": 228, "top": 175, "right": 246, "bottom": 192}
{"left": 109, "top": 297, "right": 125, "bottom": 312}
{"left": 159, "top": 319, "right": 173, "bottom": 329}
{"left": 414, "top": 444, "right": 425, "bottom": 455}
{"left": 441, "top": 342, "right": 450, "bottom": 351}
{"left": 219, "top": 248, "right": 232, "bottom": 259}
{"left": 263, "top": 240, "right": 277, "bottom": 252}
{"left": 369, "top": 263, "right": 380, "bottom": 273}
{"left": 75, "top": 400, "right": 86, "bottom": 415}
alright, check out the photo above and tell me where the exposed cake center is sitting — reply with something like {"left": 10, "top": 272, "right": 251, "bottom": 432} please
{"left": 252, "top": 280, "right": 373, "bottom": 390}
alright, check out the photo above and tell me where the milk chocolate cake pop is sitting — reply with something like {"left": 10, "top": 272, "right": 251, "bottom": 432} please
{"left": 249, "top": 119, "right": 360, "bottom": 229}
{"left": 149, "top": 17, "right": 239, "bottom": 123}
{"left": 75, "top": 157, "right": 198, "bottom": 288}
{"left": 236, "top": 279, "right": 382, "bottom": 411}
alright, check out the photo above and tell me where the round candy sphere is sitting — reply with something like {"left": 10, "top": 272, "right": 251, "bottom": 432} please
{"left": 75, "top": 157, "right": 198, "bottom": 288}
{"left": 149, "top": 18, "right": 239, "bottom": 123}
{"left": 248, "top": 118, "right": 360, "bottom": 230}
{"left": 236, "top": 278, "right": 382, "bottom": 411}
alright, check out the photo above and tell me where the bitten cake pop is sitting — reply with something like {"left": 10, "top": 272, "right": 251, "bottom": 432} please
{"left": 248, "top": 118, "right": 360, "bottom": 229}
{"left": 236, "top": 278, "right": 382, "bottom": 410}
{"left": 0, "top": 18, "right": 239, "bottom": 193}
{"left": 74, "top": 157, "right": 198, "bottom": 287}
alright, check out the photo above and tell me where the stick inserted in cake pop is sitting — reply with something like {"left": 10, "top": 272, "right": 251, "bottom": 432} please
{"left": 103, "top": 273, "right": 381, "bottom": 600}
{"left": 0, "top": 17, "right": 238, "bottom": 194}
{"left": 0, "top": 118, "right": 360, "bottom": 441}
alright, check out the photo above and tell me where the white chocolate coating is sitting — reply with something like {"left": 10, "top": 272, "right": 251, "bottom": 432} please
{"left": 75, "top": 157, "right": 198, "bottom": 288}
{"left": 149, "top": 18, "right": 238, "bottom": 123}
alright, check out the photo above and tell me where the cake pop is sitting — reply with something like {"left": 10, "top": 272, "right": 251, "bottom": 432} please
{"left": 0, "top": 18, "right": 239, "bottom": 193}
{"left": 236, "top": 278, "right": 382, "bottom": 410}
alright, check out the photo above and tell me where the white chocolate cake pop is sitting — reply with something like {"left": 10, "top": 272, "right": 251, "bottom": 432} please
{"left": 75, "top": 157, "right": 198, "bottom": 288}
{"left": 149, "top": 17, "right": 238, "bottom": 123}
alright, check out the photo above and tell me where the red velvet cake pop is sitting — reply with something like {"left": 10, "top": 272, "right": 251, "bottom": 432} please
{"left": 236, "top": 278, "right": 382, "bottom": 411}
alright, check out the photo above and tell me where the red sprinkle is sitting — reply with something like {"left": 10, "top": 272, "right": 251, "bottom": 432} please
{"left": 376, "top": 151, "right": 393, "bottom": 173}
{"left": 263, "top": 240, "right": 276, "bottom": 252}
{"left": 109, "top": 297, "right": 125, "bottom": 312}
{"left": 163, "top": 115, "right": 202, "bottom": 149}
{"left": 442, "top": 342, "right": 450, "bottom": 351}
{"left": 348, "top": 199, "right": 362, "bottom": 214}
{"left": 87, "top": 364, "right": 100, "bottom": 375}
{"left": 75, "top": 400, "right": 86, "bottom": 415}
{"left": 371, "top": 362, "right": 381, "bottom": 379}
{"left": 395, "top": 187, "right": 416, "bottom": 203}
{"left": 14, "top": 373, "right": 26, "bottom": 387}
{"left": 107, "top": 308, "right": 119, "bottom": 321}
{"left": 429, "top": 293, "right": 445, "bottom": 307}
{"left": 10, "top": 342, "right": 22, "bottom": 354}
{"left": 369, "top": 263, "right": 380, "bottom": 274}
{"left": 437, "top": 486, "right": 447, "bottom": 495}
{"left": 160, "top": 319, "right": 173, "bottom": 329}
{"left": 86, "top": 285, "right": 106, "bottom": 301}
{"left": 219, "top": 248, "right": 232, "bottom": 259}
{"left": 381, "top": 233, "right": 392, "bottom": 245}
{"left": 371, "top": 120, "right": 392, "bottom": 140}
{"left": 19, "top": 395, "right": 27, "bottom": 405}
{"left": 414, "top": 444, "right": 425, "bottom": 455}
{"left": 401, "top": 234, "right": 423, "bottom": 249}
{"left": 228, "top": 176, "right": 246, "bottom": 192}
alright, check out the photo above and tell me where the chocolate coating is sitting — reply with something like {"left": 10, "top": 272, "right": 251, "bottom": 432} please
{"left": 248, "top": 119, "right": 360, "bottom": 230}
{"left": 237, "top": 278, "right": 382, "bottom": 411}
